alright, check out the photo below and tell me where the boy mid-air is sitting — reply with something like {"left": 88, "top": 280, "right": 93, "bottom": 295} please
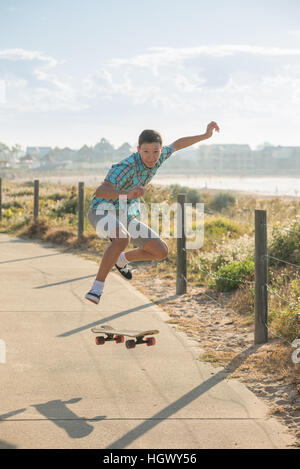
{"left": 85, "top": 121, "right": 220, "bottom": 304}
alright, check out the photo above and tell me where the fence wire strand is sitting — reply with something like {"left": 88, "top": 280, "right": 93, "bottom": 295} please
{"left": 205, "top": 208, "right": 300, "bottom": 236}
{"left": 197, "top": 265, "right": 255, "bottom": 286}
{"left": 267, "top": 223, "right": 300, "bottom": 236}
{"left": 266, "top": 284, "right": 300, "bottom": 309}
{"left": 266, "top": 254, "right": 300, "bottom": 270}
{"left": 263, "top": 321, "right": 295, "bottom": 347}
{"left": 194, "top": 266, "right": 298, "bottom": 348}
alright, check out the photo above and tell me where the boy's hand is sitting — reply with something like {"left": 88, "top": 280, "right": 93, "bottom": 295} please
{"left": 205, "top": 121, "right": 220, "bottom": 138}
{"left": 127, "top": 186, "right": 146, "bottom": 199}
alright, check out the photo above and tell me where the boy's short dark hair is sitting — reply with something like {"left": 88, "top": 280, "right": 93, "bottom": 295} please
{"left": 138, "top": 129, "right": 162, "bottom": 147}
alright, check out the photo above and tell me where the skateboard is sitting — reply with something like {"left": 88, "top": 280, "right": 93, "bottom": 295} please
{"left": 91, "top": 324, "right": 159, "bottom": 349}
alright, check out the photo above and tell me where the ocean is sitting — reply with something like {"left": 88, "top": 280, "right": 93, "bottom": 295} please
{"left": 22, "top": 174, "right": 300, "bottom": 197}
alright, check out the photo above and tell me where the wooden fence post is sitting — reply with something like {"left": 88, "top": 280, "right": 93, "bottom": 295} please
{"left": 34, "top": 179, "right": 39, "bottom": 221}
{"left": 254, "top": 209, "right": 268, "bottom": 344}
{"left": 78, "top": 181, "right": 85, "bottom": 241}
{"left": 176, "top": 193, "right": 187, "bottom": 295}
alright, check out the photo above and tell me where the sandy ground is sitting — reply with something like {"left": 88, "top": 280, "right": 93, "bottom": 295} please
{"left": 129, "top": 262, "right": 300, "bottom": 447}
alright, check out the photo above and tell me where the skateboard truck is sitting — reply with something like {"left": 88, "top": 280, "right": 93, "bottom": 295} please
{"left": 95, "top": 334, "right": 124, "bottom": 346}
{"left": 91, "top": 325, "right": 159, "bottom": 350}
{"left": 125, "top": 337, "right": 156, "bottom": 349}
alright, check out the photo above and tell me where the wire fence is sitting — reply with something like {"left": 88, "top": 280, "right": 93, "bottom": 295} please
{"left": 180, "top": 271, "right": 299, "bottom": 309}
{"left": 0, "top": 179, "right": 299, "bottom": 348}
{"left": 205, "top": 205, "right": 300, "bottom": 236}
{"left": 177, "top": 198, "right": 299, "bottom": 348}
{"left": 266, "top": 254, "right": 300, "bottom": 270}
{"left": 196, "top": 265, "right": 255, "bottom": 287}
{"left": 179, "top": 269, "right": 299, "bottom": 348}
{"left": 266, "top": 284, "right": 300, "bottom": 309}
{"left": 263, "top": 321, "right": 296, "bottom": 347}
{"left": 266, "top": 223, "right": 300, "bottom": 236}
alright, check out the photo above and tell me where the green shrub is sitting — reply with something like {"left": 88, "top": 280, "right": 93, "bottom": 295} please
{"left": 169, "top": 184, "right": 204, "bottom": 205}
{"left": 215, "top": 257, "right": 255, "bottom": 291}
{"left": 54, "top": 186, "right": 78, "bottom": 216}
{"left": 56, "top": 198, "right": 77, "bottom": 216}
{"left": 205, "top": 216, "right": 243, "bottom": 238}
{"left": 210, "top": 192, "right": 236, "bottom": 212}
{"left": 2, "top": 200, "right": 23, "bottom": 209}
{"left": 10, "top": 190, "right": 33, "bottom": 197}
{"left": 3, "top": 208, "right": 13, "bottom": 219}
{"left": 45, "top": 192, "right": 68, "bottom": 202}
{"left": 142, "top": 184, "right": 171, "bottom": 204}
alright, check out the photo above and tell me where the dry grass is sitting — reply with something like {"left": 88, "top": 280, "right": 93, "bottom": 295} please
{"left": 227, "top": 284, "right": 255, "bottom": 316}
{"left": 1, "top": 179, "right": 300, "bottom": 444}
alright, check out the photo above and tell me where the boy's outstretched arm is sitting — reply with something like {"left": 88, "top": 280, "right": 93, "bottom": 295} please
{"left": 171, "top": 121, "right": 220, "bottom": 152}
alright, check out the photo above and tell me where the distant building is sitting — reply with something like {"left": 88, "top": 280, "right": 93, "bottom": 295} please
{"left": 26, "top": 147, "right": 52, "bottom": 160}
{"left": 18, "top": 154, "right": 40, "bottom": 169}
{"left": 0, "top": 148, "right": 12, "bottom": 168}
{"left": 252, "top": 146, "right": 300, "bottom": 172}
{"left": 198, "top": 144, "right": 252, "bottom": 172}
{"left": 0, "top": 160, "right": 10, "bottom": 168}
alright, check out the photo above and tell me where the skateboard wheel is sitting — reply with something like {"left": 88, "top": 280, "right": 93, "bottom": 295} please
{"left": 95, "top": 336, "right": 105, "bottom": 345}
{"left": 115, "top": 335, "right": 125, "bottom": 344}
{"left": 146, "top": 337, "right": 156, "bottom": 346}
{"left": 126, "top": 340, "right": 136, "bottom": 349}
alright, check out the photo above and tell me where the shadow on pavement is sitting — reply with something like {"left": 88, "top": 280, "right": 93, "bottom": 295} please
{"left": 32, "top": 398, "right": 105, "bottom": 439}
{"left": 57, "top": 295, "right": 179, "bottom": 337}
{"left": 0, "top": 408, "right": 27, "bottom": 420}
{"left": 0, "top": 440, "right": 17, "bottom": 449}
{"left": 107, "top": 344, "right": 261, "bottom": 449}
{"left": 0, "top": 252, "right": 64, "bottom": 264}
{"left": 34, "top": 274, "right": 97, "bottom": 289}
{"left": 0, "top": 399, "right": 106, "bottom": 440}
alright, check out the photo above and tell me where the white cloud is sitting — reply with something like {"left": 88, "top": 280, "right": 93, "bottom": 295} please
{"left": 2, "top": 44, "right": 300, "bottom": 114}
{"left": 0, "top": 48, "right": 84, "bottom": 112}
{"left": 0, "top": 48, "right": 61, "bottom": 68}
{"left": 83, "top": 44, "right": 300, "bottom": 117}
{"left": 1, "top": 44, "right": 300, "bottom": 146}
{"left": 109, "top": 44, "right": 300, "bottom": 70}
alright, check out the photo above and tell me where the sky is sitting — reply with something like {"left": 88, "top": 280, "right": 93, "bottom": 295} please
{"left": 1, "top": 0, "right": 300, "bottom": 150}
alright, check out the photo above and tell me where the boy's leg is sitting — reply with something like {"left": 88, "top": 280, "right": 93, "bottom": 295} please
{"left": 124, "top": 217, "right": 168, "bottom": 262}
{"left": 96, "top": 228, "right": 130, "bottom": 282}
{"left": 125, "top": 238, "right": 168, "bottom": 262}
{"left": 85, "top": 208, "right": 130, "bottom": 303}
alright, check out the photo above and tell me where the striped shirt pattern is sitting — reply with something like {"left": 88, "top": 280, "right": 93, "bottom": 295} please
{"left": 90, "top": 145, "right": 174, "bottom": 220}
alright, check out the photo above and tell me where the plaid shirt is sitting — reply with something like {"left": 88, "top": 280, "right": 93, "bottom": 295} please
{"left": 90, "top": 145, "right": 174, "bottom": 220}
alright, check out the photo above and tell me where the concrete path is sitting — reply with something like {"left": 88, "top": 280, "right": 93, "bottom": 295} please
{"left": 0, "top": 233, "right": 295, "bottom": 449}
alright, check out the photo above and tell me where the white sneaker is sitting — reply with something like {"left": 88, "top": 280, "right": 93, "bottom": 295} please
{"left": 85, "top": 290, "right": 101, "bottom": 304}
{"left": 115, "top": 263, "right": 132, "bottom": 280}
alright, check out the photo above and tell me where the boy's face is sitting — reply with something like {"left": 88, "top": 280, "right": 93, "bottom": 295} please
{"left": 137, "top": 142, "right": 163, "bottom": 168}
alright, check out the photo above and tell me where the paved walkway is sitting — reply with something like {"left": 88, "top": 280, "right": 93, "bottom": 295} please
{"left": 0, "top": 233, "right": 295, "bottom": 448}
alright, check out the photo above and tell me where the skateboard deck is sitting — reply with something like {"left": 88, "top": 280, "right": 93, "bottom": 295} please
{"left": 91, "top": 324, "right": 159, "bottom": 349}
